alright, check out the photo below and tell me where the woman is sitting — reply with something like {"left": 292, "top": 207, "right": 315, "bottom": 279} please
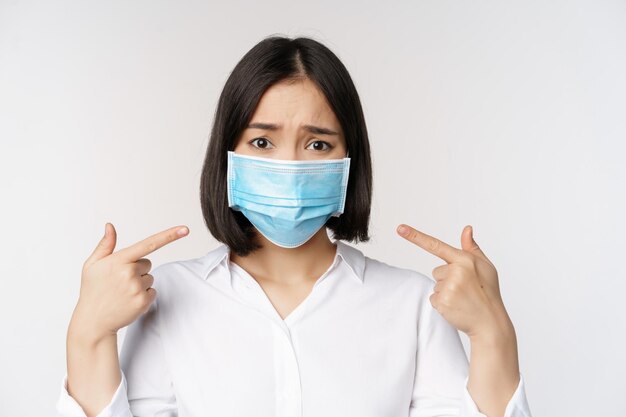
{"left": 57, "top": 36, "right": 531, "bottom": 417}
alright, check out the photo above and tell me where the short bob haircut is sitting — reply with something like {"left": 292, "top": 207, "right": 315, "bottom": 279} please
{"left": 200, "top": 35, "right": 372, "bottom": 257}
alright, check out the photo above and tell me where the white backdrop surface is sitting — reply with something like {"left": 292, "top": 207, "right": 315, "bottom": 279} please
{"left": 1, "top": 1, "right": 625, "bottom": 416}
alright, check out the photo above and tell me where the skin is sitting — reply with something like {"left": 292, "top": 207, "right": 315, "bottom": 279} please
{"left": 230, "top": 77, "right": 348, "bottom": 319}
{"left": 397, "top": 224, "right": 520, "bottom": 417}
{"left": 236, "top": 77, "right": 522, "bottom": 415}
{"left": 66, "top": 224, "right": 189, "bottom": 417}
{"left": 66, "top": 76, "right": 520, "bottom": 417}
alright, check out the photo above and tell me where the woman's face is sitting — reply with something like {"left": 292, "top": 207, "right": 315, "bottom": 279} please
{"left": 234, "top": 77, "right": 347, "bottom": 160}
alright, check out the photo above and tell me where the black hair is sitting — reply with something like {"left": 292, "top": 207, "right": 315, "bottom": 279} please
{"left": 200, "top": 35, "right": 372, "bottom": 257}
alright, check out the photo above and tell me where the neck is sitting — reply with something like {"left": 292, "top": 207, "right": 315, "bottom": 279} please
{"left": 229, "top": 227, "right": 338, "bottom": 285}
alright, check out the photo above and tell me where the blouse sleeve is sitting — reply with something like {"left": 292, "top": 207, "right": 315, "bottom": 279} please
{"left": 56, "top": 266, "right": 177, "bottom": 417}
{"left": 408, "top": 279, "right": 532, "bottom": 417}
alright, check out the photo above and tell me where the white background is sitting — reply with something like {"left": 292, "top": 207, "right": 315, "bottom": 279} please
{"left": 1, "top": 1, "right": 625, "bottom": 416}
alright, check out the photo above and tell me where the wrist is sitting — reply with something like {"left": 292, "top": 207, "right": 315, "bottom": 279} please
{"left": 68, "top": 303, "right": 116, "bottom": 347}
{"left": 68, "top": 323, "right": 117, "bottom": 349}
{"left": 469, "top": 312, "right": 517, "bottom": 348}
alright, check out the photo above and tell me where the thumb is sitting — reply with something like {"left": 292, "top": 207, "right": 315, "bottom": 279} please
{"left": 84, "top": 222, "right": 117, "bottom": 268}
{"left": 461, "top": 225, "right": 487, "bottom": 260}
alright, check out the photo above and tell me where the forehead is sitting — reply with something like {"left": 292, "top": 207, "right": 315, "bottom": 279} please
{"left": 251, "top": 78, "right": 340, "bottom": 127}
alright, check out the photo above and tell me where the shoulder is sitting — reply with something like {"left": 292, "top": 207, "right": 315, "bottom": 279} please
{"left": 150, "top": 244, "right": 228, "bottom": 283}
{"left": 362, "top": 253, "right": 436, "bottom": 295}
{"left": 338, "top": 240, "right": 435, "bottom": 296}
{"left": 150, "top": 258, "right": 201, "bottom": 284}
{"left": 358, "top": 252, "right": 437, "bottom": 325}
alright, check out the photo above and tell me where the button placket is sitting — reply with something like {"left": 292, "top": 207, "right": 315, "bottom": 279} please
{"left": 273, "top": 324, "right": 302, "bottom": 417}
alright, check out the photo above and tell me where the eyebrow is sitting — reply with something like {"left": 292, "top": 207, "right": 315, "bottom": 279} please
{"left": 246, "top": 122, "right": 339, "bottom": 136}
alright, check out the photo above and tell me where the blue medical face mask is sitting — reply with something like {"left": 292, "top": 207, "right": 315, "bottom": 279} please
{"left": 226, "top": 150, "right": 351, "bottom": 248}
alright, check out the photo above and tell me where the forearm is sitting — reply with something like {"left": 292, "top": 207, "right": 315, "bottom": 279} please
{"left": 66, "top": 304, "right": 122, "bottom": 417}
{"left": 467, "top": 312, "right": 520, "bottom": 417}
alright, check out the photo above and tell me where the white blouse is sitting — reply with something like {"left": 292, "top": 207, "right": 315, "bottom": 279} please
{"left": 56, "top": 240, "right": 532, "bottom": 417}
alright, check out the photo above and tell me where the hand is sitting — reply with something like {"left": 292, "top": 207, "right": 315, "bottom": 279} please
{"left": 71, "top": 223, "right": 189, "bottom": 342}
{"left": 396, "top": 224, "right": 512, "bottom": 340}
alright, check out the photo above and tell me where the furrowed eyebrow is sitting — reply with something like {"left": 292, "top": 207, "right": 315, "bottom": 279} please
{"left": 246, "top": 122, "right": 339, "bottom": 136}
{"left": 303, "top": 124, "right": 339, "bottom": 136}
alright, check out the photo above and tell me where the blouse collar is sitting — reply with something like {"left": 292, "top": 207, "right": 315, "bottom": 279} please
{"left": 200, "top": 240, "right": 365, "bottom": 284}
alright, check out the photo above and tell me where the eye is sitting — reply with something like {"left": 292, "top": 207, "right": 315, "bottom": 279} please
{"left": 306, "top": 140, "right": 333, "bottom": 152}
{"left": 248, "top": 137, "right": 275, "bottom": 150}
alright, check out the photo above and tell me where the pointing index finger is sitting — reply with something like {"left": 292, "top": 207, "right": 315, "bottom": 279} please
{"left": 397, "top": 224, "right": 462, "bottom": 264}
{"left": 116, "top": 226, "right": 189, "bottom": 263}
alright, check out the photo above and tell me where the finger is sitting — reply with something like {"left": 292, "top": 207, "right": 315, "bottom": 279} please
{"left": 397, "top": 224, "right": 463, "bottom": 264}
{"left": 139, "top": 287, "right": 158, "bottom": 315}
{"left": 145, "top": 287, "right": 157, "bottom": 304}
{"left": 431, "top": 264, "right": 447, "bottom": 282}
{"left": 84, "top": 223, "right": 117, "bottom": 269}
{"left": 460, "top": 225, "right": 489, "bottom": 260}
{"left": 135, "top": 258, "right": 152, "bottom": 275}
{"left": 139, "top": 273, "right": 154, "bottom": 290}
{"left": 429, "top": 292, "right": 440, "bottom": 312}
{"left": 116, "top": 225, "right": 189, "bottom": 263}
